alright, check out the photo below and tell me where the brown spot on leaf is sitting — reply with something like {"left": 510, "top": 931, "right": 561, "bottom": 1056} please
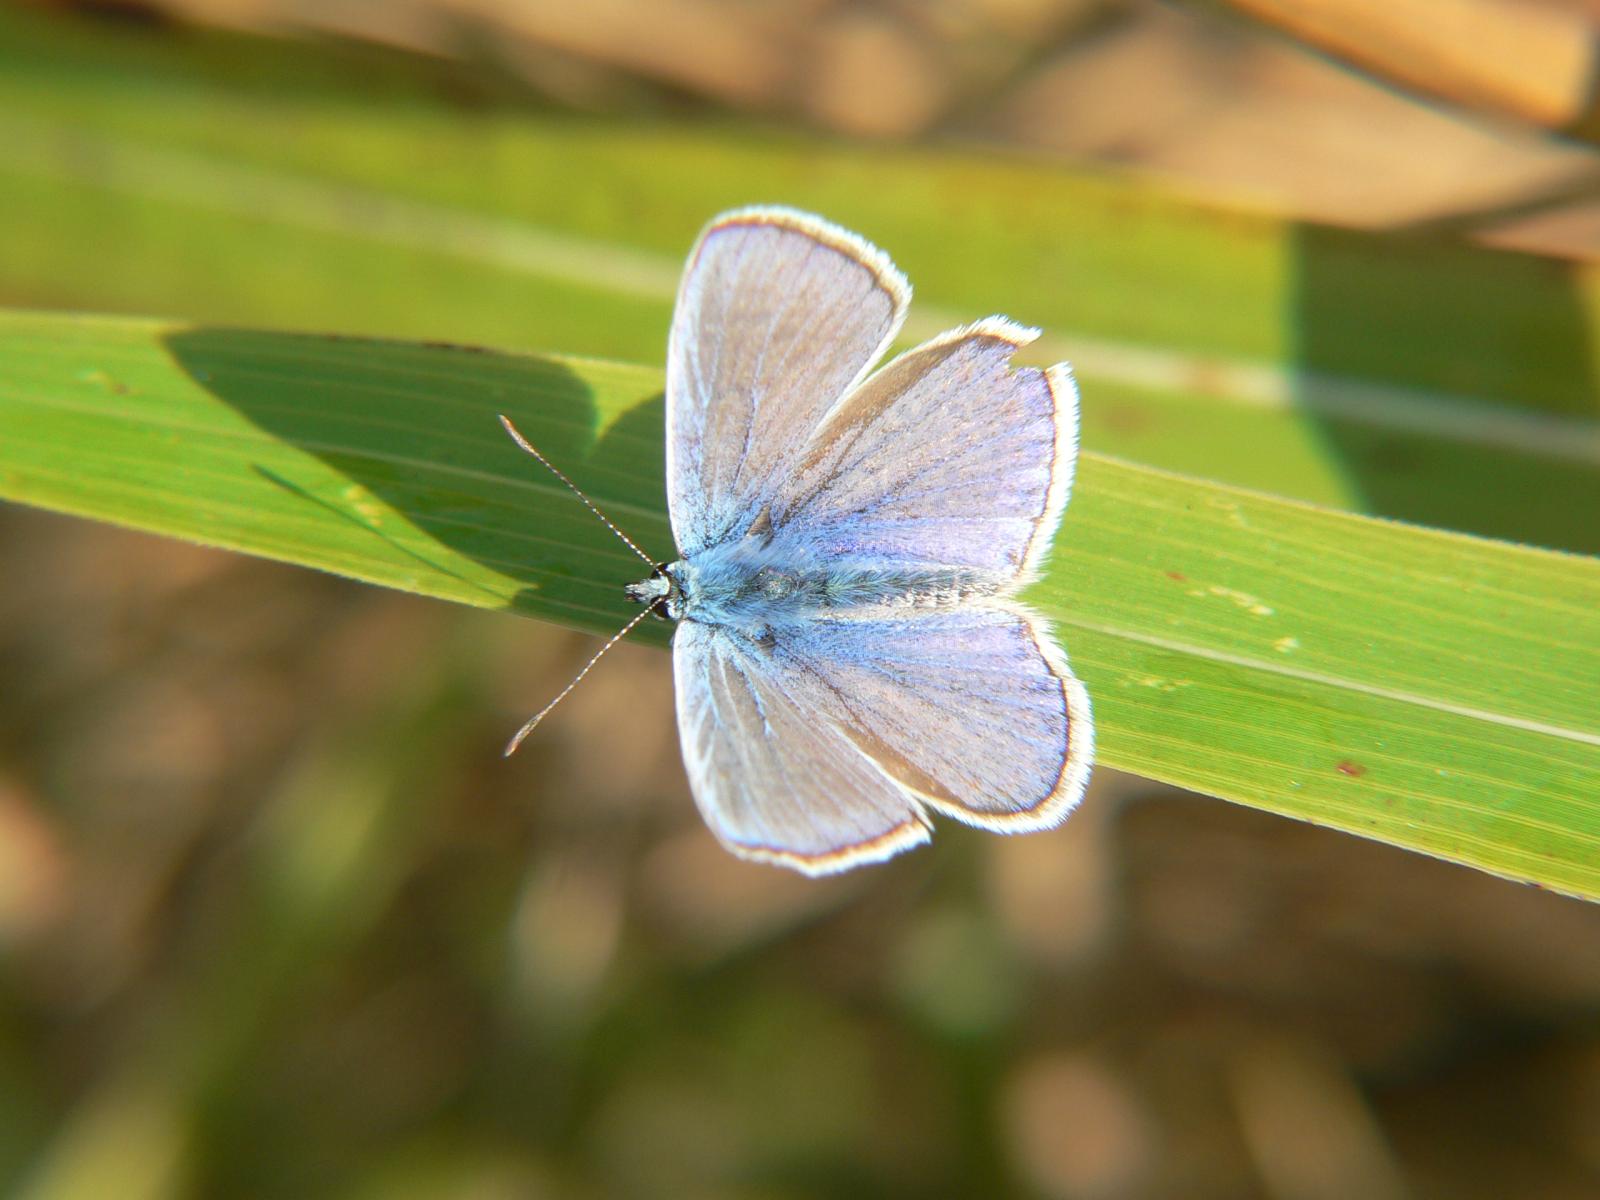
{"left": 1102, "top": 405, "right": 1149, "bottom": 434}
{"left": 1336, "top": 760, "right": 1367, "bottom": 778}
{"left": 1184, "top": 359, "right": 1226, "bottom": 395}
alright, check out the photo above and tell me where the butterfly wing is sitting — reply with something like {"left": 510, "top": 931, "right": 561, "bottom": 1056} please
{"left": 666, "top": 207, "right": 910, "bottom": 558}
{"left": 768, "top": 605, "right": 1093, "bottom": 831}
{"left": 771, "top": 318, "right": 1077, "bottom": 584}
{"left": 673, "top": 619, "right": 931, "bottom": 875}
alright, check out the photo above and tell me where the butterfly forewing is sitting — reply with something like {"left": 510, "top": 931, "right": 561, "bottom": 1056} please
{"left": 665, "top": 208, "right": 910, "bottom": 557}
{"left": 772, "top": 319, "right": 1077, "bottom": 582}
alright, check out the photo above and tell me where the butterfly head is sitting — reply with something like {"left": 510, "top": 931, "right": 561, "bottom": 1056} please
{"left": 625, "top": 562, "right": 685, "bottom": 621}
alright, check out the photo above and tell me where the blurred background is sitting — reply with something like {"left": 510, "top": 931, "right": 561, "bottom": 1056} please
{"left": 3, "top": 0, "right": 1600, "bottom": 1196}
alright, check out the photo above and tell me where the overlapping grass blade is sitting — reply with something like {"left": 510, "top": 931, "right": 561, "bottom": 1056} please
{"left": 1, "top": 8, "right": 1598, "bottom": 555}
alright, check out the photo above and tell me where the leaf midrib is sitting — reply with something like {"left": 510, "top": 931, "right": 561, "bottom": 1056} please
{"left": 1072, "top": 617, "right": 1600, "bottom": 753}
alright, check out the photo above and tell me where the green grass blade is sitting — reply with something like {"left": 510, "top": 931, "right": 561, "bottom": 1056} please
{"left": 2, "top": 8, "right": 1599, "bottom": 554}
{"left": 3, "top": 311, "right": 1596, "bottom": 898}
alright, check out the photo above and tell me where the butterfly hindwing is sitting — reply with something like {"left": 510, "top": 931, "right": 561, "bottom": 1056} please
{"left": 767, "top": 605, "right": 1093, "bottom": 831}
{"left": 672, "top": 619, "right": 931, "bottom": 876}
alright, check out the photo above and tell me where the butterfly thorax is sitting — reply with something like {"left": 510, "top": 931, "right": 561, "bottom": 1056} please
{"left": 626, "top": 535, "right": 1004, "bottom": 632}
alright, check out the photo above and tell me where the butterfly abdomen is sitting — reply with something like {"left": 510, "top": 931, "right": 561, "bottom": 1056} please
{"left": 674, "top": 537, "right": 1002, "bottom": 631}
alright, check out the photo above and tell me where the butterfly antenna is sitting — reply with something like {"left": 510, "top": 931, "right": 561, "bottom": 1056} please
{"left": 498, "top": 414, "right": 656, "bottom": 566}
{"left": 504, "top": 605, "right": 656, "bottom": 756}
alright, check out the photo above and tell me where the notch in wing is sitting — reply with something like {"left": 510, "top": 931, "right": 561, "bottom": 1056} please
{"left": 772, "top": 318, "right": 1078, "bottom": 585}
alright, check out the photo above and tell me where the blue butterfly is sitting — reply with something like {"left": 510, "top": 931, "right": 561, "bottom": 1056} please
{"left": 505, "top": 207, "right": 1093, "bottom": 875}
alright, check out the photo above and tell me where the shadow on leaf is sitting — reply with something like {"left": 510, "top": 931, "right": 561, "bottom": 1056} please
{"left": 162, "top": 326, "right": 674, "bottom": 646}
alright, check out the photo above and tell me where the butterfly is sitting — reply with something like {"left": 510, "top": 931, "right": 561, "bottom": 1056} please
{"left": 503, "top": 206, "right": 1093, "bottom": 875}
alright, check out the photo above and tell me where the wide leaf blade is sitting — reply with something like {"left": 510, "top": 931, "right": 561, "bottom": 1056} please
{"left": 2, "top": 311, "right": 1596, "bottom": 898}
